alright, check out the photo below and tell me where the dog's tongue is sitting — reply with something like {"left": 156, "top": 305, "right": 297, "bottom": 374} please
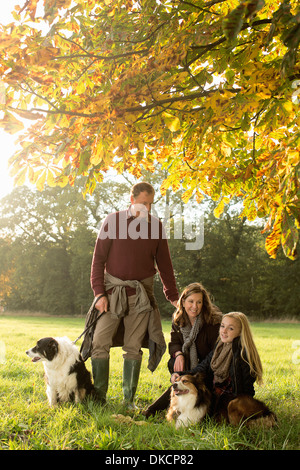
{"left": 174, "top": 389, "right": 189, "bottom": 395}
{"left": 32, "top": 357, "right": 41, "bottom": 362}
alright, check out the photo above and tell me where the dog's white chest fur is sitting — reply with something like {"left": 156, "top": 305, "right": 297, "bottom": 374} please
{"left": 43, "top": 338, "right": 80, "bottom": 406}
{"left": 175, "top": 394, "right": 207, "bottom": 428}
{"left": 166, "top": 373, "right": 211, "bottom": 429}
{"left": 44, "top": 359, "right": 77, "bottom": 405}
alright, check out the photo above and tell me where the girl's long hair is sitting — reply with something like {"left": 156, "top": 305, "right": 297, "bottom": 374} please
{"left": 224, "top": 312, "right": 263, "bottom": 385}
{"left": 173, "top": 282, "right": 222, "bottom": 328}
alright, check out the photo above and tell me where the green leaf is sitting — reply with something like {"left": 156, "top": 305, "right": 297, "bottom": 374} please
{"left": 245, "top": 0, "right": 265, "bottom": 19}
{"left": 223, "top": 4, "right": 246, "bottom": 41}
{"left": 281, "top": 210, "right": 298, "bottom": 259}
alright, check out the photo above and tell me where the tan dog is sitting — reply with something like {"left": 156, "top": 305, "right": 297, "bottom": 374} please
{"left": 227, "top": 395, "right": 277, "bottom": 428}
{"left": 166, "top": 373, "right": 211, "bottom": 428}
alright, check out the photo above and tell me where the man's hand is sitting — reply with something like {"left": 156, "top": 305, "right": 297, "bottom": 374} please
{"left": 171, "top": 300, "right": 178, "bottom": 308}
{"left": 95, "top": 295, "right": 108, "bottom": 312}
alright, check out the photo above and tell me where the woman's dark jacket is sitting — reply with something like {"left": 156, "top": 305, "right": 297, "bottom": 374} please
{"left": 187, "top": 336, "right": 256, "bottom": 397}
{"left": 168, "top": 319, "right": 220, "bottom": 372}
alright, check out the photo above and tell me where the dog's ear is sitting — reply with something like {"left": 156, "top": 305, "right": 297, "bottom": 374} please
{"left": 45, "top": 338, "right": 59, "bottom": 360}
{"left": 193, "top": 372, "right": 206, "bottom": 384}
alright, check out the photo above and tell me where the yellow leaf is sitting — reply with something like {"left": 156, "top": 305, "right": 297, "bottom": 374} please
{"left": 91, "top": 140, "right": 104, "bottom": 165}
{"left": 288, "top": 150, "right": 299, "bottom": 165}
{"left": 47, "top": 170, "right": 57, "bottom": 187}
{"left": 0, "top": 33, "right": 20, "bottom": 48}
{"left": 14, "top": 168, "right": 27, "bottom": 187}
{"left": 265, "top": 213, "right": 282, "bottom": 259}
{"left": 214, "top": 196, "right": 230, "bottom": 218}
{"left": 0, "top": 112, "right": 24, "bottom": 134}
{"left": 182, "top": 188, "right": 194, "bottom": 203}
{"left": 220, "top": 142, "right": 231, "bottom": 158}
{"left": 56, "top": 175, "right": 69, "bottom": 187}
{"left": 160, "top": 178, "right": 171, "bottom": 196}
{"left": 214, "top": 199, "right": 225, "bottom": 218}
{"left": 162, "top": 112, "right": 180, "bottom": 132}
{"left": 283, "top": 101, "right": 293, "bottom": 113}
{"left": 36, "top": 170, "right": 47, "bottom": 191}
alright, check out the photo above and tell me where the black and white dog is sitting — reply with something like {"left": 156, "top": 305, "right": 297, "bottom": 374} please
{"left": 26, "top": 336, "right": 94, "bottom": 406}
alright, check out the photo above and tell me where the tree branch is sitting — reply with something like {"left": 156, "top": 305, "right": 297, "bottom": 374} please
{"left": 178, "top": 0, "right": 222, "bottom": 15}
{"left": 188, "top": 19, "right": 272, "bottom": 66}
{"left": 54, "top": 33, "right": 149, "bottom": 61}
{"left": 8, "top": 87, "right": 240, "bottom": 120}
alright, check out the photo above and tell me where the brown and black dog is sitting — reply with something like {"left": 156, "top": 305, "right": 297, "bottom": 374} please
{"left": 167, "top": 373, "right": 277, "bottom": 429}
{"left": 227, "top": 395, "right": 277, "bottom": 428}
{"left": 166, "top": 373, "right": 211, "bottom": 428}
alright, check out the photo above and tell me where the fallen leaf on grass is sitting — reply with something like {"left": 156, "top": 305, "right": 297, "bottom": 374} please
{"left": 111, "top": 414, "right": 147, "bottom": 426}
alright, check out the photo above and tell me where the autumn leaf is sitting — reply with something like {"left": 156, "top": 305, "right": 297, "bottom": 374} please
{"left": 223, "top": 3, "right": 246, "bottom": 41}
{"left": 223, "top": 1, "right": 266, "bottom": 40}
{"left": 181, "top": 188, "right": 194, "bottom": 203}
{"left": 0, "top": 33, "right": 20, "bottom": 48}
{"left": 0, "top": 112, "right": 24, "bottom": 134}
{"left": 281, "top": 209, "right": 298, "bottom": 259}
{"left": 17, "top": 0, "right": 38, "bottom": 21}
{"left": 162, "top": 112, "right": 180, "bottom": 133}
{"left": 36, "top": 170, "right": 47, "bottom": 192}
{"left": 12, "top": 109, "right": 44, "bottom": 121}
{"left": 220, "top": 142, "right": 231, "bottom": 158}
{"left": 14, "top": 167, "right": 27, "bottom": 187}
{"left": 214, "top": 197, "right": 231, "bottom": 218}
{"left": 25, "top": 47, "right": 61, "bottom": 66}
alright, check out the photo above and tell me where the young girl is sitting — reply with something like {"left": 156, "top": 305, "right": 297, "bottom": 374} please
{"left": 171, "top": 312, "right": 264, "bottom": 421}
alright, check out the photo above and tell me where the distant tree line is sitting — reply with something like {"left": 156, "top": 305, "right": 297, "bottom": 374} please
{"left": 0, "top": 176, "right": 299, "bottom": 319}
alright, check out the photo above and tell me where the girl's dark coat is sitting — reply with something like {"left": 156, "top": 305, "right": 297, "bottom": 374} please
{"left": 189, "top": 336, "right": 256, "bottom": 397}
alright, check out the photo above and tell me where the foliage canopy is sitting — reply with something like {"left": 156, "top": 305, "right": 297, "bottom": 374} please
{"left": 0, "top": 0, "right": 299, "bottom": 258}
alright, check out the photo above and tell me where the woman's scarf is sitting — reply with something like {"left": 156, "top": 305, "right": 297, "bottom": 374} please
{"left": 210, "top": 340, "right": 233, "bottom": 384}
{"left": 181, "top": 314, "right": 204, "bottom": 369}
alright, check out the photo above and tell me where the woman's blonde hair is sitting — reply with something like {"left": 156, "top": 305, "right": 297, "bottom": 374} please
{"left": 173, "top": 282, "right": 222, "bottom": 328}
{"left": 223, "top": 312, "right": 263, "bottom": 385}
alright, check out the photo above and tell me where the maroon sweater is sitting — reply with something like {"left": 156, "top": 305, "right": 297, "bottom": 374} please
{"left": 90, "top": 209, "right": 179, "bottom": 302}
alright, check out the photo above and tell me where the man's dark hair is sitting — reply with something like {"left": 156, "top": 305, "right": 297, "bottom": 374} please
{"left": 130, "top": 182, "right": 155, "bottom": 199}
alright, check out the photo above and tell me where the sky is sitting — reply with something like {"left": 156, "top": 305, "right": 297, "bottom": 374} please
{"left": 0, "top": 3, "right": 20, "bottom": 199}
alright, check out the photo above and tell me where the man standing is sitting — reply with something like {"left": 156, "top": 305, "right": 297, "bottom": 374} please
{"left": 90, "top": 182, "right": 178, "bottom": 407}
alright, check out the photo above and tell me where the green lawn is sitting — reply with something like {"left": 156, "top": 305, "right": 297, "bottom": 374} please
{"left": 0, "top": 316, "right": 299, "bottom": 450}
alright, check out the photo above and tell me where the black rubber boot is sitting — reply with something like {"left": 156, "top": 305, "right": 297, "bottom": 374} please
{"left": 122, "top": 358, "right": 142, "bottom": 409}
{"left": 91, "top": 357, "right": 109, "bottom": 404}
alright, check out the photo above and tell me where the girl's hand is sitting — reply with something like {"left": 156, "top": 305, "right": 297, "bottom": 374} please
{"left": 171, "top": 373, "right": 180, "bottom": 383}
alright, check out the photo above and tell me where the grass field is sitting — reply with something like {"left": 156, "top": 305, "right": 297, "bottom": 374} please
{"left": 0, "top": 316, "right": 299, "bottom": 451}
